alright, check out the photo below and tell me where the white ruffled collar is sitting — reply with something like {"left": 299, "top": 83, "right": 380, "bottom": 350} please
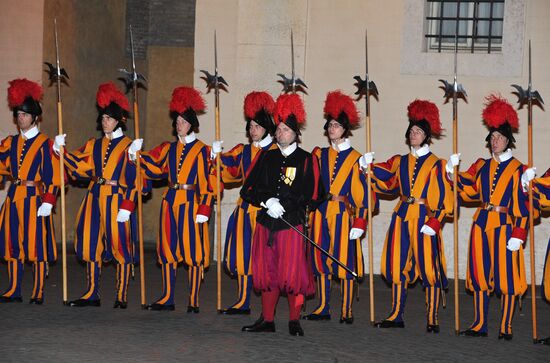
{"left": 331, "top": 138, "right": 351, "bottom": 152}
{"left": 106, "top": 127, "right": 123, "bottom": 140}
{"left": 21, "top": 126, "right": 39, "bottom": 140}
{"left": 279, "top": 142, "right": 297, "bottom": 157}
{"left": 411, "top": 144, "right": 430, "bottom": 158}
{"left": 493, "top": 148, "right": 512, "bottom": 163}
{"left": 254, "top": 134, "right": 273, "bottom": 148}
{"left": 178, "top": 132, "right": 196, "bottom": 144}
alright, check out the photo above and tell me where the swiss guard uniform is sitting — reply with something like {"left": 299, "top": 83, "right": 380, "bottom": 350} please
{"left": 140, "top": 86, "right": 214, "bottom": 312}
{"left": 531, "top": 168, "right": 550, "bottom": 345}
{"left": 454, "top": 95, "right": 529, "bottom": 340}
{"left": 62, "top": 83, "right": 140, "bottom": 308}
{"left": 0, "top": 79, "right": 60, "bottom": 304}
{"left": 241, "top": 93, "right": 325, "bottom": 336}
{"left": 305, "top": 91, "right": 374, "bottom": 323}
{"left": 369, "top": 100, "right": 452, "bottom": 332}
{"left": 219, "top": 91, "right": 277, "bottom": 315}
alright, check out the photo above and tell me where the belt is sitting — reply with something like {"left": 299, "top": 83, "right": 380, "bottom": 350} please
{"left": 400, "top": 196, "right": 428, "bottom": 205}
{"left": 10, "top": 178, "right": 43, "bottom": 188}
{"left": 400, "top": 196, "right": 433, "bottom": 217}
{"left": 327, "top": 193, "right": 355, "bottom": 215}
{"left": 483, "top": 203, "right": 509, "bottom": 214}
{"left": 169, "top": 183, "right": 196, "bottom": 190}
{"left": 329, "top": 195, "right": 349, "bottom": 203}
{"left": 92, "top": 176, "right": 118, "bottom": 186}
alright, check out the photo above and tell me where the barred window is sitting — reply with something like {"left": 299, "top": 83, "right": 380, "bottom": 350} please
{"left": 425, "top": 0, "right": 505, "bottom": 53}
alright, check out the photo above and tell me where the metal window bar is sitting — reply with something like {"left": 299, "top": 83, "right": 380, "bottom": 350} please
{"left": 425, "top": 0, "right": 505, "bottom": 54}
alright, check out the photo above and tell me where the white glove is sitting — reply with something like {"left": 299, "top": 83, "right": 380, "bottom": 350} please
{"left": 506, "top": 237, "right": 523, "bottom": 252}
{"left": 521, "top": 167, "right": 537, "bottom": 192}
{"left": 37, "top": 202, "right": 53, "bottom": 217}
{"left": 359, "top": 152, "right": 375, "bottom": 168}
{"left": 210, "top": 140, "right": 224, "bottom": 159}
{"left": 128, "top": 138, "right": 143, "bottom": 161}
{"left": 420, "top": 224, "right": 436, "bottom": 236}
{"left": 195, "top": 214, "right": 209, "bottom": 224}
{"left": 53, "top": 134, "right": 66, "bottom": 154}
{"left": 116, "top": 209, "right": 131, "bottom": 223}
{"left": 349, "top": 227, "right": 364, "bottom": 240}
{"left": 264, "top": 197, "right": 285, "bottom": 219}
{"left": 446, "top": 153, "right": 461, "bottom": 174}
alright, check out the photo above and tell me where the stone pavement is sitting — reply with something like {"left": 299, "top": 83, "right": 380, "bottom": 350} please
{"left": 1, "top": 248, "right": 549, "bottom": 362}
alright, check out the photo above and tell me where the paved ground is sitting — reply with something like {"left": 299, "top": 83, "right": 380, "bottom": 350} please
{"left": 1, "top": 248, "right": 549, "bottom": 362}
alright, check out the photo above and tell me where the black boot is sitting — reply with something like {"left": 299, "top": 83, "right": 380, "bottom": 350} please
{"left": 288, "top": 320, "right": 304, "bottom": 336}
{"left": 374, "top": 319, "right": 405, "bottom": 328}
{"left": 68, "top": 298, "right": 101, "bottom": 307}
{"left": 242, "top": 316, "right": 275, "bottom": 333}
{"left": 146, "top": 302, "right": 175, "bottom": 311}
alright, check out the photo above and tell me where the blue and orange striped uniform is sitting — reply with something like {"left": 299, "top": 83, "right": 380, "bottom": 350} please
{"left": 140, "top": 136, "right": 215, "bottom": 308}
{"left": 0, "top": 129, "right": 60, "bottom": 302}
{"left": 457, "top": 155, "right": 528, "bottom": 335}
{"left": 371, "top": 148, "right": 452, "bottom": 325}
{"left": 63, "top": 132, "right": 140, "bottom": 303}
{"left": 219, "top": 139, "right": 276, "bottom": 311}
{"left": 532, "top": 168, "right": 550, "bottom": 302}
{"left": 308, "top": 144, "right": 374, "bottom": 320}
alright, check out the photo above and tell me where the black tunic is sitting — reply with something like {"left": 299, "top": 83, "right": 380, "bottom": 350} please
{"left": 240, "top": 146, "right": 325, "bottom": 231}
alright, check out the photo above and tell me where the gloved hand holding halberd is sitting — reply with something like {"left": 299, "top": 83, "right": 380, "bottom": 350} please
{"left": 210, "top": 140, "right": 224, "bottom": 159}
{"left": 521, "top": 167, "right": 536, "bottom": 192}
{"left": 359, "top": 152, "right": 375, "bottom": 169}
{"left": 128, "top": 138, "right": 143, "bottom": 161}
{"left": 445, "top": 153, "right": 461, "bottom": 174}
{"left": 53, "top": 133, "right": 66, "bottom": 154}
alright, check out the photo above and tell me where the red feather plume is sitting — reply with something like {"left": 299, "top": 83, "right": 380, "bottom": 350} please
{"left": 323, "top": 90, "right": 359, "bottom": 126}
{"left": 482, "top": 93, "right": 519, "bottom": 129}
{"left": 7, "top": 78, "right": 43, "bottom": 108}
{"left": 244, "top": 91, "right": 275, "bottom": 119}
{"left": 169, "top": 86, "right": 206, "bottom": 114}
{"left": 96, "top": 82, "right": 129, "bottom": 111}
{"left": 407, "top": 99, "right": 442, "bottom": 136}
{"left": 274, "top": 93, "right": 306, "bottom": 125}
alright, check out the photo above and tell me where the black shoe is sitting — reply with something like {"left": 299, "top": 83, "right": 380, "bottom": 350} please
{"left": 498, "top": 332, "right": 513, "bottom": 341}
{"left": 427, "top": 324, "right": 440, "bottom": 333}
{"left": 459, "top": 329, "right": 488, "bottom": 337}
{"left": 374, "top": 319, "right": 405, "bottom": 328}
{"left": 146, "top": 303, "right": 175, "bottom": 311}
{"left": 29, "top": 298, "right": 43, "bottom": 305}
{"left": 242, "top": 316, "right": 276, "bottom": 333}
{"left": 113, "top": 300, "right": 127, "bottom": 309}
{"left": 221, "top": 307, "right": 251, "bottom": 315}
{"left": 303, "top": 313, "right": 331, "bottom": 321}
{"left": 537, "top": 337, "right": 550, "bottom": 345}
{"left": 0, "top": 295, "right": 22, "bottom": 303}
{"left": 68, "top": 298, "right": 101, "bottom": 307}
{"left": 339, "top": 316, "right": 354, "bottom": 325}
{"left": 289, "top": 320, "right": 304, "bottom": 336}
{"left": 187, "top": 305, "right": 200, "bottom": 313}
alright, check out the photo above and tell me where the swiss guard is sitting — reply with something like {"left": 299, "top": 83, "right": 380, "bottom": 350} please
{"left": 0, "top": 79, "right": 60, "bottom": 304}
{"left": 57, "top": 82, "right": 142, "bottom": 308}
{"left": 137, "top": 86, "right": 215, "bottom": 313}
{"left": 362, "top": 99, "right": 452, "bottom": 333}
{"left": 305, "top": 91, "right": 374, "bottom": 324}
{"left": 448, "top": 94, "right": 529, "bottom": 340}
{"left": 214, "top": 91, "right": 277, "bottom": 315}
